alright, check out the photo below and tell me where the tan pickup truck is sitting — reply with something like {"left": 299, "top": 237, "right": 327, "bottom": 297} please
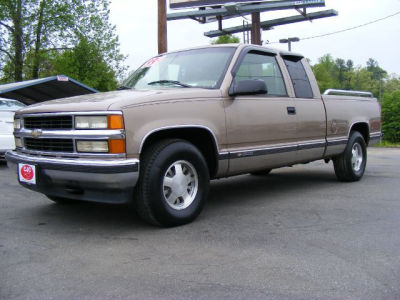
{"left": 6, "top": 44, "right": 381, "bottom": 226}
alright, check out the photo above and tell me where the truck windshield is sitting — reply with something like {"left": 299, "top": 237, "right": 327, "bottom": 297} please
{"left": 123, "top": 47, "right": 236, "bottom": 90}
{"left": 0, "top": 99, "right": 25, "bottom": 111}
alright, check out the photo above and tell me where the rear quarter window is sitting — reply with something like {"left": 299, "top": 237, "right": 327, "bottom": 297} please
{"left": 283, "top": 58, "right": 313, "bottom": 99}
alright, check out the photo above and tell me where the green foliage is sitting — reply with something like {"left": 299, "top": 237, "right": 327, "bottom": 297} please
{"left": 366, "top": 58, "right": 387, "bottom": 81}
{"left": 312, "top": 54, "right": 389, "bottom": 98}
{"left": 211, "top": 35, "right": 240, "bottom": 44}
{"left": 52, "top": 37, "right": 118, "bottom": 91}
{"left": 375, "top": 140, "right": 400, "bottom": 148}
{"left": 381, "top": 91, "right": 400, "bottom": 143}
{"left": 384, "top": 75, "right": 400, "bottom": 94}
{"left": 0, "top": 0, "right": 125, "bottom": 91}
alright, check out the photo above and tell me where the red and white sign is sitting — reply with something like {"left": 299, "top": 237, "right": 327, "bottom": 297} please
{"left": 57, "top": 75, "right": 69, "bottom": 82}
{"left": 18, "top": 164, "right": 36, "bottom": 185}
{"left": 142, "top": 56, "right": 165, "bottom": 68}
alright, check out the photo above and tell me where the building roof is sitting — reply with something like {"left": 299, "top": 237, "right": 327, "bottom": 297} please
{"left": 0, "top": 75, "right": 98, "bottom": 105}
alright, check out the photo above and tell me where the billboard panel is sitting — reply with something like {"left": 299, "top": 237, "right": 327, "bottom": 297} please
{"left": 170, "top": 0, "right": 266, "bottom": 9}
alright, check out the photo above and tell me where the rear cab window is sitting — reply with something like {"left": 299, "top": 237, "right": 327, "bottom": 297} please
{"left": 283, "top": 56, "right": 314, "bottom": 99}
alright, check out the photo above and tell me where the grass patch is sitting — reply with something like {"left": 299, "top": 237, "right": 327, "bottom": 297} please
{"left": 374, "top": 141, "right": 400, "bottom": 148}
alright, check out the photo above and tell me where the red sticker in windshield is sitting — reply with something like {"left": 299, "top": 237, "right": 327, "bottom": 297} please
{"left": 142, "top": 56, "right": 165, "bottom": 68}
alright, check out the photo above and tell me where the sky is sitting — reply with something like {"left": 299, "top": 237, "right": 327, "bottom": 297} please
{"left": 109, "top": 0, "right": 400, "bottom": 76}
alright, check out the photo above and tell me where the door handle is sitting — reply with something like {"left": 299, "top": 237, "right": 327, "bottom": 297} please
{"left": 287, "top": 106, "right": 296, "bottom": 115}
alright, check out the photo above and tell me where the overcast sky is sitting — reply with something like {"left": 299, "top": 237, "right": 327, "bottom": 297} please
{"left": 109, "top": 0, "right": 400, "bottom": 76}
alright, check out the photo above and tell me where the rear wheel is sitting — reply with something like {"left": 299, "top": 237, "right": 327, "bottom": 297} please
{"left": 333, "top": 131, "right": 367, "bottom": 182}
{"left": 134, "top": 139, "right": 209, "bottom": 227}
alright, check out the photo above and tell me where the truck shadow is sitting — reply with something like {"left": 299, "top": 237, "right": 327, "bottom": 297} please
{"left": 208, "top": 168, "right": 337, "bottom": 207}
{"left": 23, "top": 167, "right": 338, "bottom": 232}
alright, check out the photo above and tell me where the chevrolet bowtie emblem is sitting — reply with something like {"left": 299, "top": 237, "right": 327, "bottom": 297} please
{"left": 31, "top": 129, "right": 43, "bottom": 138}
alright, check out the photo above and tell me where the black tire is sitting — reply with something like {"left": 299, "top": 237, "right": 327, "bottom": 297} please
{"left": 134, "top": 139, "right": 210, "bottom": 227}
{"left": 333, "top": 131, "right": 367, "bottom": 182}
{"left": 46, "top": 195, "right": 75, "bottom": 204}
{"left": 250, "top": 169, "right": 272, "bottom": 176}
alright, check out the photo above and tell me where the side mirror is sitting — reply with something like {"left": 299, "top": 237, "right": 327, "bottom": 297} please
{"left": 229, "top": 79, "right": 268, "bottom": 96}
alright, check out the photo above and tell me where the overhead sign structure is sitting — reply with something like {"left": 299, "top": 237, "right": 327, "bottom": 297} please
{"left": 168, "top": 0, "right": 326, "bottom": 22}
{"left": 170, "top": 0, "right": 255, "bottom": 9}
{"left": 162, "top": 0, "right": 337, "bottom": 51}
{"left": 203, "top": 9, "right": 338, "bottom": 37}
{"left": 170, "top": 0, "right": 325, "bottom": 9}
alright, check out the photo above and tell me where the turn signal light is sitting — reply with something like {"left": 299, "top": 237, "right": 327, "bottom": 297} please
{"left": 108, "top": 115, "right": 124, "bottom": 129}
{"left": 108, "top": 139, "right": 126, "bottom": 154}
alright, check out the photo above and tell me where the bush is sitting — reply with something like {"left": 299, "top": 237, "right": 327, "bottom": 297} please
{"left": 382, "top": 91, "right": 400, "bottom": 143}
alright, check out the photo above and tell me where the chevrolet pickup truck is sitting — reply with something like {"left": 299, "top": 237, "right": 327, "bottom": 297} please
{"left": 6, "top": 44, "right": 381, "bottom": 226}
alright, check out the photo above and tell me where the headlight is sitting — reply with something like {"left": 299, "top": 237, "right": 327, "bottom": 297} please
{"left": 76, "top": 140, "right": 108, "bottom": 153}
{"left": 75, "top": 116, "right": 108, "bottom": 129}
{"left": 74, "top": 115, "right": 124, "bottom": 129}
{"left": 15, "top": 137, "right": 22, "bottom": 148}
{"left": 14, "top": 118, "right": 21, "bottom": 130}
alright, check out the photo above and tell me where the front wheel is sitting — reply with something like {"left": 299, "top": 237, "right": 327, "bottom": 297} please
{"left": 333, "top": 131, "right": 367, "bottom": 182}
{"left": 134, "top": 139, "right": 210, "bottom": 227}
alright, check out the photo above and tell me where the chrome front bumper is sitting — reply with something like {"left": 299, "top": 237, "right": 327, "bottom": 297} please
{"left": 6, "top": 150, "right": 139, "bottom": 204}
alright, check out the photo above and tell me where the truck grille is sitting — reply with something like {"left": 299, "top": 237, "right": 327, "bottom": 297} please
{"left": 24, "top": 138, "right": 74, "bottom": 153}
{"left": 24, "top": 116, "right": 73, "bottom": 130}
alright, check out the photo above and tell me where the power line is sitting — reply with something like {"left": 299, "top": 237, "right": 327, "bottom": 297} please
{"left": 268, "top": 10, "right": 400, "bottom": 44}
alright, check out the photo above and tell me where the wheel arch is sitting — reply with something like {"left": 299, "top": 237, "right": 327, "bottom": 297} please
{"left": 139, "top": 126, "right": 220, "bottom": 177}
{"left": 349, "top": 122, "right": 370, "bottom": 145}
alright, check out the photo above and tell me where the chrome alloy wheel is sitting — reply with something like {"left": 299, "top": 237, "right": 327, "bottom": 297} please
{"left": 351, "top": 142, "right": 363, "bottom": 172}
{"left": 162, "top": 160, "right": 199, "bottom": 210}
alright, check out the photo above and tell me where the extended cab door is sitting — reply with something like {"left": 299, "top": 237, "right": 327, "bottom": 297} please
{"left": 224, "top": 49, "right": 298, "bottom": 175}
{"left": 282, "top": 55, "right": 327, "bottom": 162}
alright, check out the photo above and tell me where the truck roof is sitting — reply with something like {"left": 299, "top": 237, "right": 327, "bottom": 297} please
{"left": 158, "top": 43, "right": 304, "bottom": 60}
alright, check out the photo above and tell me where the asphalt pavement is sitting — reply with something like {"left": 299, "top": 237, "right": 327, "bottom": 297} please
{"left": 0, "top": 147, "right": 399, "bottom": 299}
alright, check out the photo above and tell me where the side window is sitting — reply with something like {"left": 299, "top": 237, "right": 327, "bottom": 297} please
{"left": 283, "top": 57, "right": 313, "bottom": 98}
{"left": 235, "top": 52, "right": 286, "bottom": 96}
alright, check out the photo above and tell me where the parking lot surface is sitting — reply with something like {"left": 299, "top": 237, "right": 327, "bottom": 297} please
{"left": 1, "top": 147, "right": 399, "bottom": 299}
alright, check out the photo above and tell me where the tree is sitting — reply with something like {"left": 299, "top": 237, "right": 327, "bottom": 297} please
{"left": 348, "top": 68, "right": 375, "bottom": 95}
{"left": 381, "top": 91, "right": 400, "bottom": 143}
{"left": 0, "top": 0, "right": 25, "bottom": 81}
{"left": 0, "top": 0, "right": 125, "bottom": 89}
{"left": 385, "top": 75, "right": 400, "bottom": 94}
{"left": 211, "top": 35, "right": 240, "bottom": 44}
{"left": 366, "top": 58, "right": 387, "bottom": 81}
{"left": 311, "top": 54, "right": 339, "bottom": 92}
{"left": 52, "top": 36, "right": 118, "bottom": 91}
{"left": 312, "top": 54, "right": 389, "bottom": 98}
{"left": 335, "top": 58, "right": 346, "bottom": 87}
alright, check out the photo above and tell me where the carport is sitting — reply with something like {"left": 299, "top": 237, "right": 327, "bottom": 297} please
{"left": 0, "top": 75, "right": 98, "bottom": 105}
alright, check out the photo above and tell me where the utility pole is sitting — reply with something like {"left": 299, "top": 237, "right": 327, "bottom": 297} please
{"left": 379, "top": 71, "right": 383, "bottom": 102}
{"left": 279, "top": 37, "right": 300, "bottom": 51}
{"left": 251, "top": 12, "right": 261, "bottom": 45}
{"left": 158, "top": 0, "right": 167, "bottom": 54}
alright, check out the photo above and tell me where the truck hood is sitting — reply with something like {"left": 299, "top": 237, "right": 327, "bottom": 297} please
{"left": 16, "top": 88, "right": 222, "bottom": 115}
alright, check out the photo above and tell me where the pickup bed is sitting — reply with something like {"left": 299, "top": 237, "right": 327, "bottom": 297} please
{"left": 6, "top": 44, "right": 382, "bottom": 226}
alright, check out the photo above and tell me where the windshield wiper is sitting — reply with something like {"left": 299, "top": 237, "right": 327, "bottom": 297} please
{"left": 148, "top": 80, "right": 192, "bottom": 88}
